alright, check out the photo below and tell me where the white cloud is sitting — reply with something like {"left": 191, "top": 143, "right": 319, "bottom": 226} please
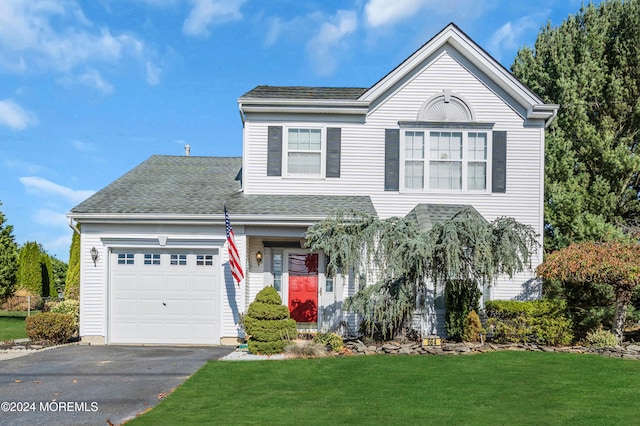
{"left": 77, "top": 69, "right": 114, "bottom": 94}
{"left": 364, "top": 0, "right": 428, "bottom": 28}
{"left": 306, "top": 10, "right": 358, "bottom": 76}
{"left": 264, "top": 17, "right": 282, "bottom": 47}
{"left": 0, "top": 0, "right": 156, "bottom": 87}
{"left": 0, "top": 99, "right": 38, "bottom": 130}
{"left": 19, "top": 176, "right": 95, "bottom": 204}
{"left": 34, "top": 209, "right": 69, "bottom": 228}
{"left": 488, "top": 16, "right": 540, "bottom": 61}
{"left": 182, "top": 0, "right": 247, "bottom": 37}
{"left": 71, "top": 139, "right": 97, "bottom": 152}
{"left": 4, "top": 159, "right": 48, "bottom": 174}
{"left": 146, "top": 61, "right": 161, "bottom": 86}
{"left": 364, "top": 0, "right": 490, "bottom": 28}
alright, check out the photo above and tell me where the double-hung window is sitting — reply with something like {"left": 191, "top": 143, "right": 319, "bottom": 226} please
{"left": 287, "top": 128, "right": 322, "bottom": 176}
{"left": 402, "top": 128, "right": 489, "bottom": 192}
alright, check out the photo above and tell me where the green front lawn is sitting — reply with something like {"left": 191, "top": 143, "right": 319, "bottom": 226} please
{"left": 0, "top": 313, "right": 28, "bottom": 341}
{"left": 129, "top": 351, "right": 640, "bottom": 425}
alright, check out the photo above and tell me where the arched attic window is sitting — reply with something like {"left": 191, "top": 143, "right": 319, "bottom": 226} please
{"left": 417, "top": 89, "right": 475, "bottom": 122}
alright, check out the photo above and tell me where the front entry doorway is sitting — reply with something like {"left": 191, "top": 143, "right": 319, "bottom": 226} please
{"left": 287, "top": 253, "right": 318, "bottom": 328}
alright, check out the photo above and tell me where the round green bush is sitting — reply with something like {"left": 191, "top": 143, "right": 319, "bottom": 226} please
{"left": 247, "top": 302, "right": 290, "bottom": 321}
{"left": 243, "top": 317, "right": 297, "bottom": 342}
{"left": 254, "top": 286, "right": 284, "bottom": 305}
{"left": 25, "top": 312, "right": 75, "bottom": 344}
{"left": 244, "top": 286, "right": 297, "bottom": 355}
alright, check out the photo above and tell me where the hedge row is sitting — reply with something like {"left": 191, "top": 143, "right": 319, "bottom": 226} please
{"left": 485, "top": 300, "right": 574, "bottom": 346}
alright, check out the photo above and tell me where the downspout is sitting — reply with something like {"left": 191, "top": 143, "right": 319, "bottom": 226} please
{"left": 544, "top": 108, "right": 558, "bottom": 129}
{"left": 68, "top": 216, "right": 80, "bottom": 235}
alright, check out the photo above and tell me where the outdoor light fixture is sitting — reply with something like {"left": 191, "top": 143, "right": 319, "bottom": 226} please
{"left": 256, "top": 251, "right": 263, "bottom": 266}
{"left": 90, "top": 247, "right": 99, "bottom": 266}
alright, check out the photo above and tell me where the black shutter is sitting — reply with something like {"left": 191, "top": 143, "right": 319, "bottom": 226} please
{"left": 267, "top": 126, "right": 283, "bottom": 176}
{"left": 326, "top": 127, "right": 341, "bottom": 178}
{"left": 492, "top": 131, "right": 507, "bottom": 193}
{"left": 385, "top": 129, "right": 400, "bottom": 191}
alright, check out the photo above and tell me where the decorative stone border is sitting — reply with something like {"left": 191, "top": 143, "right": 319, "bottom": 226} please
{"left": 345, "top": 340, "right": 640, "bottom": 360}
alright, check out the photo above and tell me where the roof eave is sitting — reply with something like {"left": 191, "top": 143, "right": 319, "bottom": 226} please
{"left": 67, "top": 212, "right": 335, "bottom": 227}
{"left": 239, "top": 98, "right": 370, "bottom": 116}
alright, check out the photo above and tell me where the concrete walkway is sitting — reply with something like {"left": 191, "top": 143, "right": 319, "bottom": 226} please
{"left": 0, "top": 344, "right": 234, "bottom": 425}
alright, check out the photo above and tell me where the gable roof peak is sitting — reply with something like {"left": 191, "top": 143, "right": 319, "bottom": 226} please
{"left": 359, "top": 22, "right": 557, "bottom": 123}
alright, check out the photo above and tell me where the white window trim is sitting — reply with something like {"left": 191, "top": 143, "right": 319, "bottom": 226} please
{"left": 282, "top": 125, "right": 326, "bottom": 178}
{"left": 399, "top": 127, "right": 493, "bottom": 193}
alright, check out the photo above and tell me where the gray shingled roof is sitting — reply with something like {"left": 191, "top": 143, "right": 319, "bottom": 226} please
{"left": 71, "top": 155, "right": 376, "bottom": 218}
{"left": 405, "top": 204, "right": 486, "bottom": 231}
{"left": 240, "top": 86, "right": 368, "bottom": 100}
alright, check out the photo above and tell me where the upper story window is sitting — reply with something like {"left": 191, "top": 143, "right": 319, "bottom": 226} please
{"left": 287, "top": 128, "right": 322, "bottom": 176}
{"left": 267, "top": 126, "right": 341, "bottom": 178}
{"left": 401, "top": 129, "right": 489, "bottom": 192}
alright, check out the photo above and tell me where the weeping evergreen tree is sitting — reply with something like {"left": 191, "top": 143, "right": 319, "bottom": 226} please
{"left": 306, "top": 208, "right": 538, "bottom": 339}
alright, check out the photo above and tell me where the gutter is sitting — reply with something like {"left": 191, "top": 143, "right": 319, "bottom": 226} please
{"left": 67, "top": 216, "right": 81, "bottom": 235}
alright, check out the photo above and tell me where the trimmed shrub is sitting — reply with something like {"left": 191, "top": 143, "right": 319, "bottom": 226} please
{"left": 244, "top": 287, "right": 297, "bottom": 355}
{"left": 486, "top": 299, "right": 573, "bottom": 346}
{"left": 313, "top": 332, "right": 344, "bottom": 352}
{"left": 25, "top": 312, "right": 75, "bottom": 344}
{"left": 51, "top": 299, "right": 80, "bottom": 333}
{"left": 462, "top": 310, "right": 483, "bottom": 342}
{"left": 585, "top": 328, "right": 618, "bottom": 348}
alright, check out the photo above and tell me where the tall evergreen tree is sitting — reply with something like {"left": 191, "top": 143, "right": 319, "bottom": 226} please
{"left": 17, "top": 242, "right": 44, "bottom": 296}
{"left": 512, "top": 0, "right": 640, "bottom": 251}
{"left": 50, "top": 256, "right": 68, "bottom": 297}
{"left": 0, "top": 201, "right": 18, "bottom": 299}
{"left": 65, "top": 225, "right": 80, "bottom": 300}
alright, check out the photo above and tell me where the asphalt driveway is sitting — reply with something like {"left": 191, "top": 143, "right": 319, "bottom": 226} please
{"left": 0, "top": 344, "right": 235, "bottom": 425}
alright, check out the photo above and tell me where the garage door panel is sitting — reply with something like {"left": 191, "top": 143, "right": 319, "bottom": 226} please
{"left": 140, "top": 299, "right": 164, "bottom": 315}
{"left": 139, "top": 322, "right": 164, "bottom": 339}
{"left": 112, "top": 299, "right": 137, "bottom": 315}
{"left": 140, "top": 275, "right": 163, "bottom": 291}
{"left": 191, "top": 300, "right": 215, "bottom": 316}
{"left": 165, "top": 300, "right": 189, "bottom": 315}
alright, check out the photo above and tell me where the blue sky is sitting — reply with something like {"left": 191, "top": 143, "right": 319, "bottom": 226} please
{"left": 0, "top": 0, "right": 595, "bottom": 262}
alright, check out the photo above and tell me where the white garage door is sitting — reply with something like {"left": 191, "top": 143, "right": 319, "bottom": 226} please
{"left": 109, "top": 249, "right": 220, "bottom": 344}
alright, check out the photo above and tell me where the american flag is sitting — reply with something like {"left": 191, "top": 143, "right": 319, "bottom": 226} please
{"left": 225, "top": 205, "right": 244, "bottom": 285}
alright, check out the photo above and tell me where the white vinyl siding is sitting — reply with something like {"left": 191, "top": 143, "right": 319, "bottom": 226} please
{"left": 239, "top": 50, "right": 546, "bottom": 304}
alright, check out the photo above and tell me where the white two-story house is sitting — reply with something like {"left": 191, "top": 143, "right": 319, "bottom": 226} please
{"left": 68, "top": 23, "right": 558, "bottom": 345}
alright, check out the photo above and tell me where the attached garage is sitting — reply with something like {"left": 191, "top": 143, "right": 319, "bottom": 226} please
{"left": 109, "top": 248, "right": 221, "bottom": 345}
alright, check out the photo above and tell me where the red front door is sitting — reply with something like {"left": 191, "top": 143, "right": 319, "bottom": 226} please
{"left": 288, "top": 253, "right": 318, "bottom": 323}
